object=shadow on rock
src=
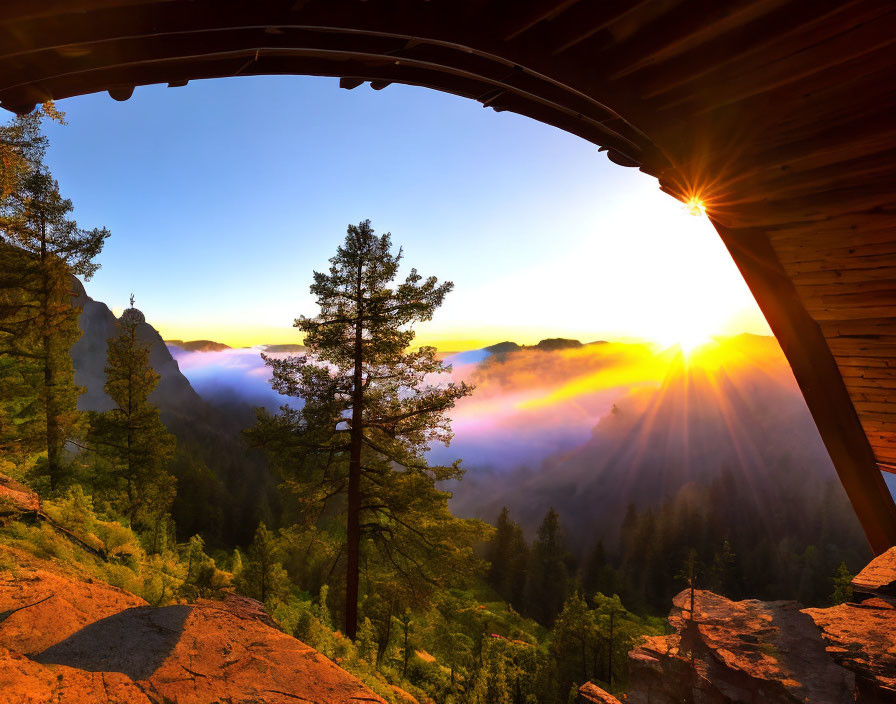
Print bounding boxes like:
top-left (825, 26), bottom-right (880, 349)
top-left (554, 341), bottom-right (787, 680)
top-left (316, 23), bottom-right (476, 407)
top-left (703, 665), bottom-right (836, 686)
top-left (33, 604), bottom-right (190, 680)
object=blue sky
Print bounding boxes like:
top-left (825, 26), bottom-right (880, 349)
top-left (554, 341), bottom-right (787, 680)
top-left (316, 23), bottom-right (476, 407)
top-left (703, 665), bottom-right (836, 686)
top-left (40, 75), bottom-right (768, 349)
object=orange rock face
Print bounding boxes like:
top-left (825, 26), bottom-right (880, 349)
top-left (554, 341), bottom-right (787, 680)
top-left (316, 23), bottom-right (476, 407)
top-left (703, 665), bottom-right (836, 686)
top-left (0, 650), bottom-right (154, 704)
top-left (805, 599), bottom-right (896, 701)
top-left (627, 589), bottom-right (855, 704)
top-left (0, 476), bottom-right (40, 515)
top-left (142, 594), bottom-right (387, 704)
top-left (0, 551), bottom-right (387, 704)
top-left (851, 546), bottom-right (896, 603)
top-left (577, 681), bottom-right (623, 703)
top-left (0, 552), bottom-right (147, 656)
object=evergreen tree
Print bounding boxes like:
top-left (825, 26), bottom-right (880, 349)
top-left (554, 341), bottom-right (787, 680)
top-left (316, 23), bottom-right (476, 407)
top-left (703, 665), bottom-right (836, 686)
top-left (0, 115), bottom-right (108, 490)
top-left (249, 220), bottom-right (483, 639)
top-left (582, 539), bottom-right (616, 600)
top-left (551, 592), bottom-right (596, 688)
top-left (486, 507), bottom-right (529, 609)
top-left (526, 508), bottom-right (571, 626)
top-left (0, 103), bottom-right (64, 200)
top-left (234, 522), bottom-right (290, 605)
top-left (86, 301), bottom-right (175, 528)
top-left (707, 540), bottom-right (737, 596)
top-left (829, 561), bottom-right (853, 605)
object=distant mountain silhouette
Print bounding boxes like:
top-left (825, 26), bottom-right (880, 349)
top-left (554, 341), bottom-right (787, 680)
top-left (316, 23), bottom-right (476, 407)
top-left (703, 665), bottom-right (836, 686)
top-left (165, 339), bottom-right (231, 352)
top-left (528, 338), bottom-right (583, 352)
top-left (259, 343), bottom-right (307, 354)
top-left (484, 341), bottom-right (522, 355)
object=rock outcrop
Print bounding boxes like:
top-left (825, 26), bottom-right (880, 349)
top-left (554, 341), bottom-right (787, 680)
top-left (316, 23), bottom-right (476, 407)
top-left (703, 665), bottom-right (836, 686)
top-left (0, 475), bottom-right (40, 517)
top-left (850, 545), bottom-right (896, 604)
top-left (576, 681), bottom-right (622, 703)
top-left (0, 548), bottom-right (387, 704)
top-left (71, 278), bottom-right (203, 415)
top-left (805, 547), bottom-right (896, 702)
top-left (625, 551), bottom-right (896, 703)
top-left (627, 590), bottom-right (855, 703)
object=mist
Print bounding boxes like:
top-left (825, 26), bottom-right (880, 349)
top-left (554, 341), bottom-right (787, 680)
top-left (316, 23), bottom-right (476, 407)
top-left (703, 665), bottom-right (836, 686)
top-left (167, 346), bottom-right (290, 411)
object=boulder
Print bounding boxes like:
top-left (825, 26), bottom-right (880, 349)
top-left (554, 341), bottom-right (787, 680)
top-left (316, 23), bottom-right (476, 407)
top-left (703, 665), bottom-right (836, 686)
top-left (804, 600), bottom-right (896, 703)
top-left (577, 681), bottom-right (623, 703)
top-left (0, 477), bottom-right (40, 517)
top-left (0, 548), bottom-right (147, 655)
top-left (803, 549), bottom-right (896, 703)
top-left (626, 589), bottom-right (855, 703)
top-left (850, 546), bottom-right (896, 605)
top-left (0, 551), bottom-right (388, 704)
top-left (0, 649), bottom-right (154, 704)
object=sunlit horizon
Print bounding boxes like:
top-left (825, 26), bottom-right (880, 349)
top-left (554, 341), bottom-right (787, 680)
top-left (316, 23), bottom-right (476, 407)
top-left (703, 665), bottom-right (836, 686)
top-left (48, 75), bottom-right (769, 352)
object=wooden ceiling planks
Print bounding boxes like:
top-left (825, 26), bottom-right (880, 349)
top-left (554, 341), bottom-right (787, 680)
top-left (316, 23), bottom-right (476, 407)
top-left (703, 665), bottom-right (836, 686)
top-left (2, 0), bottom-right (896, 551)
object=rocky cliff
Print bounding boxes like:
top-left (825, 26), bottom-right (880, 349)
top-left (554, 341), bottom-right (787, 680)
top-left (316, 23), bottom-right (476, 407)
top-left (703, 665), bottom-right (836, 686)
top-left (577, 548), bottom-right (896, 703)
top-left (71, 278), bottom-right (203, 415)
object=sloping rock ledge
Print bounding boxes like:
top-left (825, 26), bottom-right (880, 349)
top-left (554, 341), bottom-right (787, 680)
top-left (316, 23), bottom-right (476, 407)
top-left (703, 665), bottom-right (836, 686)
top-left (0, 546), bottom-right (386, 704)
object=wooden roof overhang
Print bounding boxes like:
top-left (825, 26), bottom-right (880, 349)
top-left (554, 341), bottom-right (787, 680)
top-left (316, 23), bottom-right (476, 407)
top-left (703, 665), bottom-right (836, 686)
top-left (2, 0), bottom-right (896, 552)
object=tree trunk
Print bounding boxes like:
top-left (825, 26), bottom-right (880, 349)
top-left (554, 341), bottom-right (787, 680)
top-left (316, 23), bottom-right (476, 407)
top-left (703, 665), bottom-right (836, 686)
top-left (376, 600), bottom-right (393, 667)
top-left (608, 610), bottom-right (615, 688)
top-left (39, 216), bottom-right (61, 492)
top-left (345, 253), bottom-right (365, 640)
top-left (581, 637), bottom-right (588, 684)
top-left (402, 620), bottom-right (410, 679)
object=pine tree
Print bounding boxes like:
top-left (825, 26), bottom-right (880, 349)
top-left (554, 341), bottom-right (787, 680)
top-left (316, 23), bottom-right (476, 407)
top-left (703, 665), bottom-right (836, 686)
top-left (486, 507), bottom-right (529, 609)
top-left (234, 522), bottom-right (290, 604)
top-left (707, 540), bottom-right (737, 596)
top-left (487, 507), bottom-right (515, 596)
top-left (583, 539), bottom-right (616, 599)
top-left (0, 113), bottom-right (108, 490)
top-left (249, 220), bottom-right (484, 639)
top-left (525, 508), bottom-right (571, 626)
top-left (829, 561), bottom-right (853, 605)
top-left (0, 103), bottom-right (64, 200)
top-left (551, 592), bottom-right (596, 687)
top-left (86, 300), bottom-right (175, 528)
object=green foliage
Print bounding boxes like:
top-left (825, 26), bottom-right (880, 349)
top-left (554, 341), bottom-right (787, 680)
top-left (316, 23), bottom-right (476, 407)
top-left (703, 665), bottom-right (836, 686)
top-left (611, 473), bottom-right (869, 612)
top-left (86, 305), bottom-right (176, 532)
top-left (830, 561), bottom-right (853, 605)
top-left (0, 115), bottom-right (108, 491)
top-left (233, 522), bottom-right (290, 606)
top-left (486, 507), bottom-right (529, 609)
top-left (525, 508), bottom-right (572, 626)
top-left (0, 103), bottom-right (64, 200)
top-left (248, 220), bottom-right (482, 638)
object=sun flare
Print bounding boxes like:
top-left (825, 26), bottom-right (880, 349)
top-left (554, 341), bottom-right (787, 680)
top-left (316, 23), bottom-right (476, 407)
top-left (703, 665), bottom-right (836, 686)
top-left (657, 322), bottom-right (715, 357)
top-left (685, 196), bottom-right (707, 217)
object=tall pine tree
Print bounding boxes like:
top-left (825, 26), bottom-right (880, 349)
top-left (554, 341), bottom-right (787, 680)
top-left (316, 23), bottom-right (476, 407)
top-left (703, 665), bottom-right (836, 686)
top-left (249, 220), bottom-right (482, 639)
top-left (486, 507), bottom-right (529, 609)
top-left (525, 508), bottom-right (571, 626)
top-left (86, 299), bottom-right (175, 530)
top-left (0, 113), bottom-right (108, 490)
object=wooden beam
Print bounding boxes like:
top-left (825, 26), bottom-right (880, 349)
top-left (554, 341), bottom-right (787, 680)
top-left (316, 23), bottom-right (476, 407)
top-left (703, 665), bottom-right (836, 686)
top-left (501, 0), bottom-right (581, 41)
top-left (713, 219), bottom-right (896, 554)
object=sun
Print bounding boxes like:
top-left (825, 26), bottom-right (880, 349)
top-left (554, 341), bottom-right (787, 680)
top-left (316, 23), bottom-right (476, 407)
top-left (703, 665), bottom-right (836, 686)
top-left (655, 316), bottom-right (716, 357)
top-left (685, 196), bottom-right (707, 217)
top-left (677, 327), bottom-right (713, 356)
